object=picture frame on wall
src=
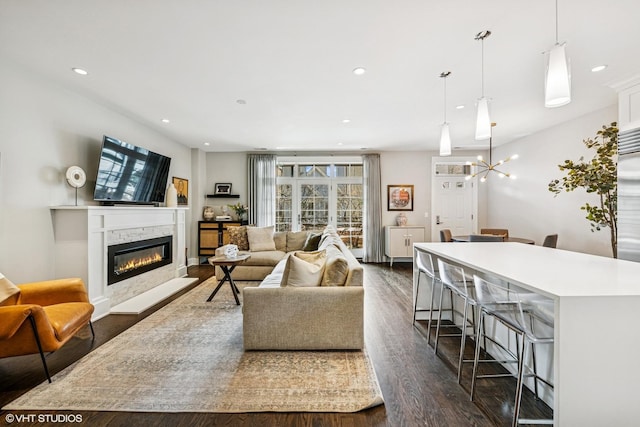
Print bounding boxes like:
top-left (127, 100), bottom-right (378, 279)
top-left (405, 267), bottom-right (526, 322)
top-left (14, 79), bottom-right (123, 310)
top-left (387, 184), bottom-right (414, 211)
top-left (172, 176), bottom-right (188, 206)
top-left (214, 183), bottom-right (232, 194)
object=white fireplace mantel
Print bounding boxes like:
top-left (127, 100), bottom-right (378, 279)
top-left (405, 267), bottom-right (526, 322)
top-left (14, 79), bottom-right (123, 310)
top-left (50, 206), bottom-right (188, 319)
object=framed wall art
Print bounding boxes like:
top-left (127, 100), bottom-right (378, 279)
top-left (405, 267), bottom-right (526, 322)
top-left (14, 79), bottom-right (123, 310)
top-left (387, 184), bottom-right (414, 211)
top-left (172, 176), bottom-right (189, 205)
top-left (214, 183), bottom-right (232, 195)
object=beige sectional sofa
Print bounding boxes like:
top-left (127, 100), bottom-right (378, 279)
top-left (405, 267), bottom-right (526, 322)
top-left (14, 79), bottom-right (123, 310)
top-left (215, 225), bottom-right (364, 350)
top-left (213, 229), bottom-right (313, 281)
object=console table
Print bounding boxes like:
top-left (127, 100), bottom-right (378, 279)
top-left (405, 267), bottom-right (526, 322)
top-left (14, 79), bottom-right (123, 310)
top-left (197, 220), bottom-right (243, 257)
top-left (414, 242), bottom-right (640, 426)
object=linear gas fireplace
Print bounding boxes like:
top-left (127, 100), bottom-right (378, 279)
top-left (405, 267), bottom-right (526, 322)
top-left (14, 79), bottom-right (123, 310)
top-left (107, 236), bottom-right (173, 285)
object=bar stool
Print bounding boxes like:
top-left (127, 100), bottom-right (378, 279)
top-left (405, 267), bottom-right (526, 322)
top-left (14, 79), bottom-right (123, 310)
top-left (435, 259), bottom-right (479, 383)
top-left (471, 275), bottom-right (554, 426)
top-left (413, 251), bottom-right (452, 345)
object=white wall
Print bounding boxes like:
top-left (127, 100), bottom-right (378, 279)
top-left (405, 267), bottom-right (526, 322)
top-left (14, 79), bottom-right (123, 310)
top-left (0, 62), bottom-right (192, 282)
top-left (203, 152), bottom-right (248, 214)
top-left (380, 151), bottom-right (432, 238)
top-left (380, 150), bottom-right (489, 243)
top-left (488, 105), bottom-right (617, 257)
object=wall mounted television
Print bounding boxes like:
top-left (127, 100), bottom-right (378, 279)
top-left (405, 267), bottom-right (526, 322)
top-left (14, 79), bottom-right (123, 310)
top-left (93, 135), bottom-right (172, 205)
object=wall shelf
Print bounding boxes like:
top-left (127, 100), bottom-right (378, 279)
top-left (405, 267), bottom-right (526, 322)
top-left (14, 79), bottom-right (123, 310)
top-left (206, 194), bottom-right (240, 199)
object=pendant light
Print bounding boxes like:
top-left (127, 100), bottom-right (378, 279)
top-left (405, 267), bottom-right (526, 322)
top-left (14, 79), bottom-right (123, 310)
top-left (475, 30), bottom-right (492, 141)
top-left (545, 0), bottom-right (571, 108)
top-left (439, 71), bottom-right (452, 156)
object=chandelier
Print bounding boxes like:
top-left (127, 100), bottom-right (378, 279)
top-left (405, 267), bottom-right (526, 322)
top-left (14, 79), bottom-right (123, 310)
top-left (466, 123), bottom-right (518, 182)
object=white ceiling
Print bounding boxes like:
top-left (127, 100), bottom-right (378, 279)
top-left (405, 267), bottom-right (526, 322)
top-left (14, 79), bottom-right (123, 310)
top-left (1, 0), bottom-right (639, 152)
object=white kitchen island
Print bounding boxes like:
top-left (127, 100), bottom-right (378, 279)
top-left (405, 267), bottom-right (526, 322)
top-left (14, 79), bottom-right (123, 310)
top-left (414, 242), bottom-right (640, 427)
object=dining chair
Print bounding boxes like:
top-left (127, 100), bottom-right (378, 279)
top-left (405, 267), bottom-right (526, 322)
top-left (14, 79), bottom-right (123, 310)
top-left (480, 228), bottom-right (509, 238)
top-left (435, 259), bottom-right (479, 383)
top-left (469, 234), bottom-right (504, 242)
top-left (542, 234), bottom-right (558, 248)
top-left (471, 275), bottom-right (554, 427)
top-left (440, 229), bottom-right (453, 242)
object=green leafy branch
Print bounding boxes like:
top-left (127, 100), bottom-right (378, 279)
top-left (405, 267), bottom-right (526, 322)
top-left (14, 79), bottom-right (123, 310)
top-left (548, 122), bottom-right (618, 257)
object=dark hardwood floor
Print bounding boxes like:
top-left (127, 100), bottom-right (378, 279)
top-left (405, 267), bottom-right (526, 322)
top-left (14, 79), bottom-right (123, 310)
top-left (0, 263), bottom-right (551, 426)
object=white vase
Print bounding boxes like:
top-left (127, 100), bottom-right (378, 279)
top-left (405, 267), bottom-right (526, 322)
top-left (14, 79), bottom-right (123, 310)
top-left (166, 183), bottom-right (178, 207)
top-left (396, 213), bottom-right (407, 226)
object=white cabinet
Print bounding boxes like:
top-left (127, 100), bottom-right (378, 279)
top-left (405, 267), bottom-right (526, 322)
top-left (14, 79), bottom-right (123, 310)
top-left (616, 78), bottom-right (640, 131)
top-left (385, 226), bottom-right (425, 266)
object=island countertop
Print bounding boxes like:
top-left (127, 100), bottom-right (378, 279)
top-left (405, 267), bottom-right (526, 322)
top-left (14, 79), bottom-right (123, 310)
top-left (414, 242), bottom-right (640, 298)
top-left (414, 242), bottom-right (640, 426)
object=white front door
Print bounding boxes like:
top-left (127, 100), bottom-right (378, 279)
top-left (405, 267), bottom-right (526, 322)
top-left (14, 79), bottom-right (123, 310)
top-left (431, 158), bottom-right (478, 241)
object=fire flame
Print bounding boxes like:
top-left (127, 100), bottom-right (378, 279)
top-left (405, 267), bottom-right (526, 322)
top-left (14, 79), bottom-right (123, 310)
top-left (115, 253), bottom-right (163, 275)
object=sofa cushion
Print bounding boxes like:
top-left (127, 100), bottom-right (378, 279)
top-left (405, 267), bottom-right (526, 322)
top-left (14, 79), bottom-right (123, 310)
top-left (242, 250), bottom-right (286, 267)
top-left (0, 273), bottom-right (20, 306)
top-left (322, 245), bottom-right (349, 286)
top-left (286, 231), bottom-right (309, 252)
top-left (318, 235), bottom-right (343, 251)
top-left (228, 226), bottom-right (249, 251)
top-left (280, 250), bottom-right (326, 287)
top-left (274, 231), bottom-right (287, 251)
top-left (247, 226), bottom-right (276, 252)
top-left (302, 232), bottom-right (322, 251)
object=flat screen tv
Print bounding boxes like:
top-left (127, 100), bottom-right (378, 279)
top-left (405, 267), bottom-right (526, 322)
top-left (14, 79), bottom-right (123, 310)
top-left (93, 135), bottom-right (171, 205)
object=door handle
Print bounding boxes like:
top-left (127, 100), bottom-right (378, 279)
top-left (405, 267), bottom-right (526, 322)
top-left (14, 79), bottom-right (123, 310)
top-left (436, 215), bottom-right (442, 225)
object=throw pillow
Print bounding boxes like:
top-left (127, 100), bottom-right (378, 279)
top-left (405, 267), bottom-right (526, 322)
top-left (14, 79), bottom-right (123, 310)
top-left (322, 245), bottom-right (350, 286)
top-left (302, 232), bottom-right (322, 251)
top-left (227, 226), bottom-right (249, 251)
top-left (0, 273), bottom-right (20, 306)
top-left (286, 231), bottom-right (309, 252)
top-left (280, 250), bottom-right (326, 287)
top-left (247, 226), bottom-right (276, 252)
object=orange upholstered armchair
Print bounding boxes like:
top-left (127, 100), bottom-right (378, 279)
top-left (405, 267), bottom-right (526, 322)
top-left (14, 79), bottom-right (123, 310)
top-left (0, 274), bottom-right (95, 382)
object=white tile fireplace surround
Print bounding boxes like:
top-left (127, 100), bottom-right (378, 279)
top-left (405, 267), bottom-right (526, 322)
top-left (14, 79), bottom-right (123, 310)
top-left (50, 206), bottom-right (189, 320)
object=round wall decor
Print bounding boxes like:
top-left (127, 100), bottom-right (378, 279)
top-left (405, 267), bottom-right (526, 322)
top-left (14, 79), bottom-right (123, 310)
top-left (65, 166), bottom-right (87, 188)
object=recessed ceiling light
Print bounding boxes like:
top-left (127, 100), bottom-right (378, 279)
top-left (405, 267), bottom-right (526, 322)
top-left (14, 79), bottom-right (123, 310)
top-left (72, 68), bottom-right (88, 75)
top-left (337, 142), bottom-right (344, 146)
top-left (236, 99), bottom-right (247, 105)
top-left (352, 67), bottom-right (366, 75)
top-left (591, 65), bottom-right (608, 72)
top-left (203, 142), bottom-right (210, 146)
top-left (342, 119), bottom-right (351, 123)
top-left (456, 105), bottom-right (465, 110)
top-left (161, 119), bottom-right (170, 123)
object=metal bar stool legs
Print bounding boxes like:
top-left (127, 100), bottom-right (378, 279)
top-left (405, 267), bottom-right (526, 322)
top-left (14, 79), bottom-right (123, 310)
top-left (435, 259), bottom-right (479, 384)
top-left (471, 275), bottom-right (554, 426)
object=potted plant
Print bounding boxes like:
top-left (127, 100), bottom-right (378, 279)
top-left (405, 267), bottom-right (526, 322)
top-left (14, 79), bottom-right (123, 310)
top-left (228, 202), bottom-right (249, 222)
top-left (548, 122), bottom-right (618, 257)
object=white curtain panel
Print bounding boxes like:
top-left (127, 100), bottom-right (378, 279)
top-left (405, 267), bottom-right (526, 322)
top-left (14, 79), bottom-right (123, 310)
top-left (362, 153), bottom-right (384, 263)
top-left (247, 154), bottom-right (276, 227)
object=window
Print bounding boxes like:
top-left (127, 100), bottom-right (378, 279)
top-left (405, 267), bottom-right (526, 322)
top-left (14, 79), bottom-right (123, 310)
top-left (276, 159), bottom-right (364, 253)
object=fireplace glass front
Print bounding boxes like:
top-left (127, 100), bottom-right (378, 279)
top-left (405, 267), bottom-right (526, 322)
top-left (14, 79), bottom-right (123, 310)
top-left (107, 236), bottom-right (172, 285)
